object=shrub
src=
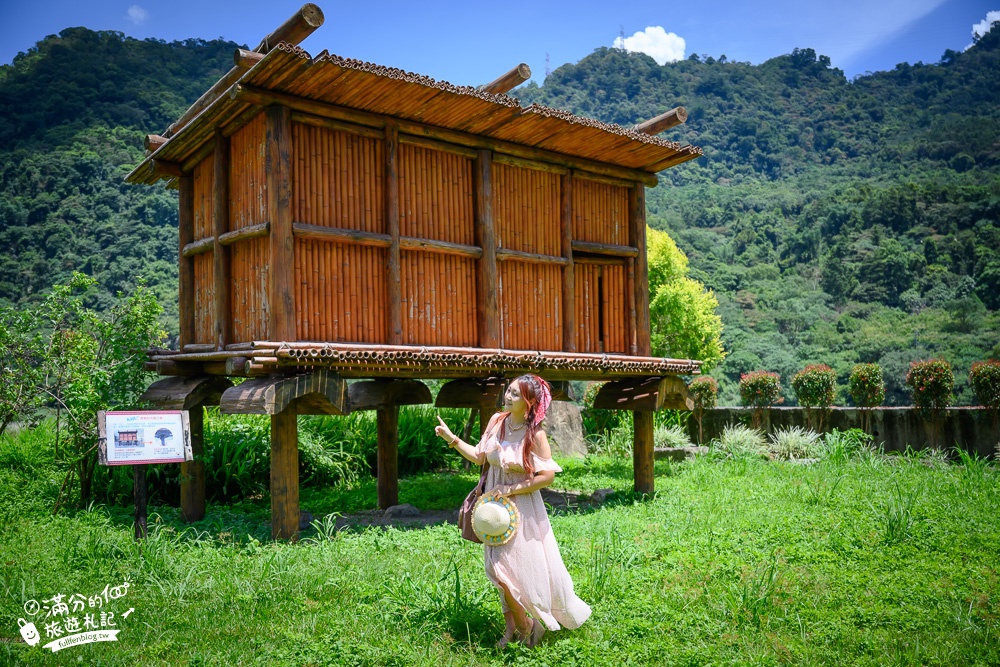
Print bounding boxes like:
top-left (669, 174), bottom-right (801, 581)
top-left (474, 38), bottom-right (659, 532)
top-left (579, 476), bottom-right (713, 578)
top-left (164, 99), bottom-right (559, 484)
top-left (791, 364), bottom-right (837, 431)
top-left (739, 371), bottom-right (782, 430)
top-left (712, 424), bottom-right (768, 460)
top-left (849, 363), bottom-right (885, 434)
top-left (689, 376), bottom-right (718, 444)
top-left (969, 360), bottom-right (1000, 409)
top-left (654, 424), bottom-right (693, 449)
top-left (905, 359), bottom-right (955, 411)
top-left (767, 426), bottom-right (822, 460)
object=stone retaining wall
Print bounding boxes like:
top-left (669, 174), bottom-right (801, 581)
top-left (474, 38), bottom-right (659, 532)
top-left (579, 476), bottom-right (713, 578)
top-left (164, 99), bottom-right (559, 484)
top-left (690, 407), bottom-right (999, 458)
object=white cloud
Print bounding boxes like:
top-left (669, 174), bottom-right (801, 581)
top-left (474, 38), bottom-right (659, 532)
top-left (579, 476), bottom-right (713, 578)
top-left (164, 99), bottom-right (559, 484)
top-left (127, 5), bottom-right (149, 25)
top-left (613, 26), bottom-right (685, 65)
top-left (972, 10), bottom-right (1000, 41)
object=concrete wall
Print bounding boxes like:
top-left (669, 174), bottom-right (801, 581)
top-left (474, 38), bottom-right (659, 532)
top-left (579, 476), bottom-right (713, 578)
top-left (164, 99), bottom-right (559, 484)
top-left (690, 407), bottom-right (999, 458)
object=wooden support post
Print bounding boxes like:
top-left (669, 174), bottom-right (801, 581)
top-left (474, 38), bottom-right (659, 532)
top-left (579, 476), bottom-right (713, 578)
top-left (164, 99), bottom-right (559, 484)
top-left (213, 131), bottom-right (232, 350)
top-left (385, 122), bottom-right (402, 344)
top-left (377, 407), bottom-right (400, 509)
top-left (633, 411), bottom-right (655, 495)
top-left (133, 466), bottom-right (148, 540)
top-left (628, 184), bottom-right (651, 356)
top-left (266, 105), bottom-right (296, 342)
top-left (270, 409), bottom-right (299, 541)
top-left (140, 376), bottom-right (233, 523)
top-left (180, 406), bottom-right (206, 522)
top-left (474, 150), bottom-right (499, 348)
top-left (561, 171), bottom-right (576, 352)
top-left (178, 176), bottom-right (195, 348)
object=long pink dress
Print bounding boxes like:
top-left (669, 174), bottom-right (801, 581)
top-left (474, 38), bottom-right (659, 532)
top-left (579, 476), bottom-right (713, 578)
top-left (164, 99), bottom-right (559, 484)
top-left (475, 422), bottom-right (592, 632)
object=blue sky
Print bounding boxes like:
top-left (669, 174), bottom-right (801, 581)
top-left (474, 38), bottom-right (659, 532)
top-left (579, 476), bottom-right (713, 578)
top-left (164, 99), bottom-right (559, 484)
top-left (1, 1), bottom-right (997, 86)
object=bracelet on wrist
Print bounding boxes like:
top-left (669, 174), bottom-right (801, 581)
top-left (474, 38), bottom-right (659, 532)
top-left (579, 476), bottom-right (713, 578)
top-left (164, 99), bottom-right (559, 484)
top-left (450, 435), bottom-right (459, 447)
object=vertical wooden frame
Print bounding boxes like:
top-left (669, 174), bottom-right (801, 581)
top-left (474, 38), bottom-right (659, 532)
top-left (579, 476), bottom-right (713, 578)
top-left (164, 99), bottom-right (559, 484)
top-left (628, 183), bottom-right (650, 356)
top-left (267, 105), bottom-right (296, 341)
top-left (178, 175), bottom-right (195, 348)
top-left (561, 171), bottom-right (575, 352)
top-left (385, 123), bottom-right (402, 344)
top-left (212, 132), bottom-right (232, 350)
top-left (475, 150), bottom-right (498, 348)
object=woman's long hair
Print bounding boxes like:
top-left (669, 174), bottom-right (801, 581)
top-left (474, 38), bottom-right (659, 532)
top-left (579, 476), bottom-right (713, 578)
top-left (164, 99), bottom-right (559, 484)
top-left (501, 374), bottom-right (552, 474)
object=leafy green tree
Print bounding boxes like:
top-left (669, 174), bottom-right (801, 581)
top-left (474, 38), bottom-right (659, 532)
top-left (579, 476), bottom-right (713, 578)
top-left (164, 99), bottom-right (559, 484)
top-left (38, 273), bottom-right (164, 507)
top-left (647, 227), bottom-right (725, 370)
top-left (0, 306), bottom-right (45, 436)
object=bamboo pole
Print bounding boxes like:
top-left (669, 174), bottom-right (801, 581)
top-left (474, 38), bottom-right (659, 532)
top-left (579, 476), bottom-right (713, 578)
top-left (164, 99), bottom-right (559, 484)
top-left (633, 107), bottom-right (688, 135)
top-left (480, 63), bottom-right (531, 95)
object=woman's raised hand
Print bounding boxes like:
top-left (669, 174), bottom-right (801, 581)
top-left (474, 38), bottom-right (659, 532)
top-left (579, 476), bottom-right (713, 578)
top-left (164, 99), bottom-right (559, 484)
top-left (435, 415), bottom-right (456, 445)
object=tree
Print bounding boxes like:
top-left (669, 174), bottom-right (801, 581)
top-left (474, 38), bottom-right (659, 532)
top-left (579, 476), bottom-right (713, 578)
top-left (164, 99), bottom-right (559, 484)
top-left (0, 306), bottom-right (45, 437)
top-left (38, 273), bottom-right (164, 508)
top-left (647, 227), bottom-right (726, 370)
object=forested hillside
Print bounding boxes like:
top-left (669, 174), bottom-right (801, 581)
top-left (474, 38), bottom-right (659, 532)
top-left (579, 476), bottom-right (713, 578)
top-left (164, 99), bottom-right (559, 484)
top-left (521, 28), bottom-right (1000, 405)
top-left (0, 29), bottom-right (239, 334)
top-left (1, 26), bottom-right (997, 404)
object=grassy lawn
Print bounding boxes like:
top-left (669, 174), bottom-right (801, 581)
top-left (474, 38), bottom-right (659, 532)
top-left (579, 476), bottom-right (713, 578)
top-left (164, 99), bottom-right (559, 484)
top-left (1, 434), bottom-right (999, 666)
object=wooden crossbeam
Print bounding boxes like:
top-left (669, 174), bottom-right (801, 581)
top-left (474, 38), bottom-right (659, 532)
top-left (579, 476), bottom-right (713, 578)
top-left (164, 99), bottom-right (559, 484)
top-left (348, 380), bottom-right (432, 411)
top-left (140, 376), bottom-right (233, 410)
top-left (435, 377), bottom-right (507, 410)
top-left (593, 376), bottom-right (693, 412)
top-left (219, 370), bottom-right (347, 415)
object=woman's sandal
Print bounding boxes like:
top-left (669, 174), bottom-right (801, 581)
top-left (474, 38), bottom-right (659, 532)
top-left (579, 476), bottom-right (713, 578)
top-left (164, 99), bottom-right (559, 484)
top-left (496, 627), bottom-right (515, 649)
top-left (520, 618), bottom-right (546, 648)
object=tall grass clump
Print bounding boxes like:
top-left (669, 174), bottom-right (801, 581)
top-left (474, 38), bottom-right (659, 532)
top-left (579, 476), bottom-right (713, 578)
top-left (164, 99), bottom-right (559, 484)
top-left (712, 424), bottom-right (768, 460)
top-left (767, 426), bottom-right (822, 460)
top-left (820, 428), bottom-right (875, 464)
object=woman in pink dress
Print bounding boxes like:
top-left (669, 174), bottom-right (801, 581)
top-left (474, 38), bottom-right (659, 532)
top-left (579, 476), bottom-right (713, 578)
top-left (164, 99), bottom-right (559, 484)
top-left (435, 374), bottom-right (592, 648)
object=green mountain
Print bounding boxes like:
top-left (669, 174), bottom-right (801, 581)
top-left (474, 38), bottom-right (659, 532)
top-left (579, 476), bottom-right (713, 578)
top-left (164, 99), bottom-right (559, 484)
top-left (1, 27), bottom-right (997, 404)
top-left (0, 28), bottom-right (240, 336)
top-left (519, 31), bottom-right (1000, 405)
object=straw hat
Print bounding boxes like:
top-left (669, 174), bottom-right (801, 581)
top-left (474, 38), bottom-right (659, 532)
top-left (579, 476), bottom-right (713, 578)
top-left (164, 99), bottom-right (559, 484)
top-left (472, 493), bottom-right (520, 546)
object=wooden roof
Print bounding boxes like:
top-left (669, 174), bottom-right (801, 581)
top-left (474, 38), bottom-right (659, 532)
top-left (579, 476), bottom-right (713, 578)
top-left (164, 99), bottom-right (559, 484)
top-left (128, 43), bottom-right (701, 186)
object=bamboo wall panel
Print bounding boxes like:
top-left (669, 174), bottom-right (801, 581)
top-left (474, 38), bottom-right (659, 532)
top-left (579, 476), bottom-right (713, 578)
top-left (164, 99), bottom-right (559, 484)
top-left (398, 144), bottom-right (474, 244)
top-left (292, 122), bottom-right (384, 233)
top-left (231, 237), bottom-right (269, 342)
top-left (225, 113), bottom-right (269, 343)
top-left (295, 239), bottom-right (387, 343)
top-left (572, 178), bottom-right (628, 246)
top-left (574, 262), bottom-right (627, 353)
top-left (494, 162), bottom-right (560, 255)
top-left (400, 252), bottom-right (476, 346)
top-left (192, 156), bottom-right (214, 344)
top-left (498, 263), bottom-right (562, 351)
top-left (229, 112), bottom-right (267, 230)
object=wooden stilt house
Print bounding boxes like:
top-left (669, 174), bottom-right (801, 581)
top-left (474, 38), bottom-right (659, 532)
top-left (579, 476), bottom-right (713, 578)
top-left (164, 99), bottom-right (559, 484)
top-left (130, 4), bottom-right (703, 540)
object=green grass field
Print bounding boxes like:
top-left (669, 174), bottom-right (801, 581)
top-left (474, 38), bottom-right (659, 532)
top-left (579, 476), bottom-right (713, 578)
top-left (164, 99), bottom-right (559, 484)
top-left (1, 430), bottom-right (999, 666)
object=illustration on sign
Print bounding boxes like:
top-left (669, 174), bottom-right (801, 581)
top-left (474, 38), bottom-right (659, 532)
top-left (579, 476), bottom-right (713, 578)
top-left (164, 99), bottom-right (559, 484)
top-left (98, 410), bottom-right (192, 465)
